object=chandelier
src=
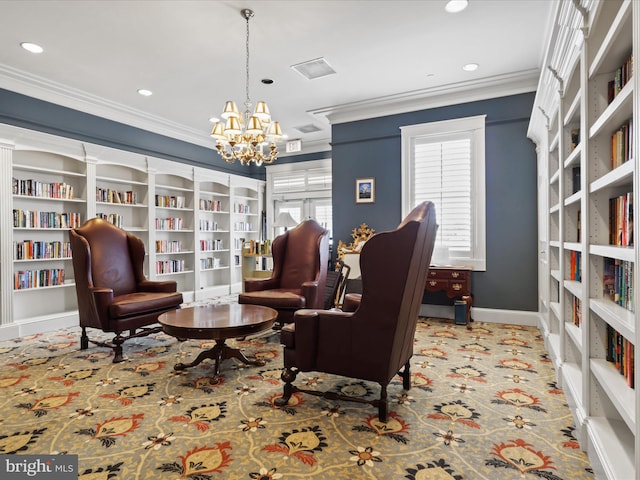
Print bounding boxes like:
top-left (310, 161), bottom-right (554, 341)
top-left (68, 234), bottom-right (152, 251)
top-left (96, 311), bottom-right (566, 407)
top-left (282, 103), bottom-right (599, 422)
top-left (210, 8), bottom-right (282, 166)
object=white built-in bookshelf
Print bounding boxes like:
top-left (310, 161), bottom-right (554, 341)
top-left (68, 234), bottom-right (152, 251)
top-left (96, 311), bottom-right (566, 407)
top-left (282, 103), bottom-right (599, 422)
top-left (529, 1), bottom-right (638, 478)
top-left (0, 124), bottom-right (264, 339)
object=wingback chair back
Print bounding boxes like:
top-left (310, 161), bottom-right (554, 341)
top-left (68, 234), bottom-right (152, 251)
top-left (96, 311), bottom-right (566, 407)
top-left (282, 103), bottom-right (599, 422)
top-left (70, 218), bottom-right (183, 362)
top-left (274, 202), bottom-right (437, 421)
top-left (239, 219), bottom-right (329, 325)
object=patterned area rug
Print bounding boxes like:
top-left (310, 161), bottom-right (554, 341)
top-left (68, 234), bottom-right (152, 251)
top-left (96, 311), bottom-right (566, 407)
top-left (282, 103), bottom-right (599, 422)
top-left (0, 303), bottom-right (594, 479)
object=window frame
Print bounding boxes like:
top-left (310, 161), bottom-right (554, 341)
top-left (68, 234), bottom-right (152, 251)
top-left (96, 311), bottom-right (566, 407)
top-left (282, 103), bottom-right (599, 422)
top-left (400, 115), bottom-right (486, 271)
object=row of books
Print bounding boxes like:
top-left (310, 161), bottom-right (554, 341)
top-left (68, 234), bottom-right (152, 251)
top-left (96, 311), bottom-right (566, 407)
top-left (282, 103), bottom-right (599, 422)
top-left (156, 240), bottom-right (183, 254)
top-left (569, 251), bottom-right (581, 281)
top-left (611, 120), bottom-right (633, 169)
top-left (13, 178), bottom-right (75, 199)
top-left (243, 240), bottom-right (271, 255)
top-left (13, 210), bottom-right (82, 229)
top-left (155, 259), bottom-right (186, 274)
top-left (199, 199), bottom-right (225, 212)
top-left (572, 296), bottom-right (582, 326)
top-left (234, 203), bottom-right (251, 214)
top-left (609, 193), bottom-right (633, 247)
top-left (155, 195), bottom-right (186, 209)
top-left (200, 257), bottom-right (223, 269)
top-left (603, 257), bottom-right (634, 311)
top-left (606, 325), bottom-right (634, 389)
top-left (607, 54), bottom-right (633, 104)
top-left (96, 213), bottom-right (124, 228)
top-left (200, 239), bottom-right (224, 251)
top-left (13, 240), bottom-right (71, 260)
top-left (570, 128), bottom-right (580, 152)
top-left (233, 222), bottom-right (255, 232)
top-left (155, 217), bottom-right (185, 231)
top-left (97, 188), bottom-right (139, 205)
top-left (14, 268), bottom-right (65, 290)
top-left (199, 220), bottom-right (220, 232)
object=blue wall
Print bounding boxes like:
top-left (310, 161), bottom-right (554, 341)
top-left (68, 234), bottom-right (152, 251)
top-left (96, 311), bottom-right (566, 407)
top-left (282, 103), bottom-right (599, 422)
top-left (327, 93), bottom-right (538, 311)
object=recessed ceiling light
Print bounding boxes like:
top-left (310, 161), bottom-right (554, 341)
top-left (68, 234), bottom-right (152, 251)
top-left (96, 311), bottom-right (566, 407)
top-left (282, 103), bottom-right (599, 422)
top-left (445, 0), bottom-right (469, 13)
top-left (462, 63), bottom-right (479, 71)
top-left (137, 89), bottom-right (153, 96)
top-left (21, 42), bottom-right (43, 54)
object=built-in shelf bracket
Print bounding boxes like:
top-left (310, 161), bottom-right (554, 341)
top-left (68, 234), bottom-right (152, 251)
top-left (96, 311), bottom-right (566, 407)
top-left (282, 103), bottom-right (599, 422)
top-left (547, 66), bottom-right (564, 97)
top-left (571, 0), bottom-right (589, 38)
top-left (538, 106), bottom-right (551, 130)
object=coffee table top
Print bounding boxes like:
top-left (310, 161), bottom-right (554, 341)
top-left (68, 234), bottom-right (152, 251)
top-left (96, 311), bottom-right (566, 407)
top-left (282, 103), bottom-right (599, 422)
top-left (158, 303), bottom-right (277, 340)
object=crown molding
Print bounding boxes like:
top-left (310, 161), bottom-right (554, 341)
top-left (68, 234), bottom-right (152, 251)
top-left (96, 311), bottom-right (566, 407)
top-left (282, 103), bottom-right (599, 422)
top-left (2, 62), bottom-right (539, 156)
top-left (309, 69), bottom-right (540, 125)
top-left (0, 63), bottom-right (216, 149)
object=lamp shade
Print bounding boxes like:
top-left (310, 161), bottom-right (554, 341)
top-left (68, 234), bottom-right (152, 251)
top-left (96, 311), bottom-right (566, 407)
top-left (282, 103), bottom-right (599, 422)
top-left (253, 101), bottom-right (271, 122)
top-left (245, 115), bottom-right (264, 135)
top-left (221, 101), bottom-right (241, 119)
top-left (224, 117), bottom-right (242, 135)
top-left (210, 122), bottom-right (227, 141)
top-left (266, 121), bottom-right (283, 141)
top-left (274, 211), bottom-right (298, 229)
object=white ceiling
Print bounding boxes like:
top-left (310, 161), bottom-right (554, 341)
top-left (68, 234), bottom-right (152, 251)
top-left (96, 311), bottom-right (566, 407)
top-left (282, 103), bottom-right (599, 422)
top-left (0, 0), bottom-right (554, 155)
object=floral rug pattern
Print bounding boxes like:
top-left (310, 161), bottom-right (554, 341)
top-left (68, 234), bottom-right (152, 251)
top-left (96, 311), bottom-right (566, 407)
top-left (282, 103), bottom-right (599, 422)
top-left (0, 309), bottom-right (594, 479)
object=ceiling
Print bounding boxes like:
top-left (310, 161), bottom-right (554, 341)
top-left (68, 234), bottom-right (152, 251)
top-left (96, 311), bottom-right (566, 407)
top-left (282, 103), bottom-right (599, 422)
top-left (0, 0), bottom-right (554, 156)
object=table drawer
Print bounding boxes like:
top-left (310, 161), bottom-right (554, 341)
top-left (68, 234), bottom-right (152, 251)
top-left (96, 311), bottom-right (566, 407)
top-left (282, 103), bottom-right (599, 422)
top-left (428, 269), bottom-right (470, 281)
top-left (425, 279), bottom-right (448, 291)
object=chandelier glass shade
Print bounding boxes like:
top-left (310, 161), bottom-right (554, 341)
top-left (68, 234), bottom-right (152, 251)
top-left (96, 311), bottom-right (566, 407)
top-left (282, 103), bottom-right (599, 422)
top-left (210, 9), bottom-right (282, 166)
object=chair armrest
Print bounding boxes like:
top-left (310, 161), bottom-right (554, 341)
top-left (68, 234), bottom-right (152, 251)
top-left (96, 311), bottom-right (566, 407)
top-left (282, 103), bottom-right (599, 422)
top-left (90, 287), bottom-right (114, 328)
top-left (301, 281), bottom-right (320, 308)
top-left (244, 277), bottom-right (279, 292)
top-left (138, 279), bottom-right (178, 293)
top-left (342, 293), bottom-right (361, 312)
top-left (292, 308), bottom-right (354, 369)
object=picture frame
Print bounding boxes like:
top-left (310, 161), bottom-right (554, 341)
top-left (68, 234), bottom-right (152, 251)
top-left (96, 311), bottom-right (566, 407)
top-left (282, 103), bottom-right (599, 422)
top-left (355, 178), bottom-right (375, 204)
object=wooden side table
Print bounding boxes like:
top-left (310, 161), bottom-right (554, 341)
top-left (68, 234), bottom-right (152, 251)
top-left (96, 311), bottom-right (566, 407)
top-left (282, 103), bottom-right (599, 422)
top-left (425, 265), bottom-right (473, 329)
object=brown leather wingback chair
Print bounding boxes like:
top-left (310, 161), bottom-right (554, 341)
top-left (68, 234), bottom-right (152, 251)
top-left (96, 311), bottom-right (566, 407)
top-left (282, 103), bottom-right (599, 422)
top-left (238, 219), bottom-right (329, 326)
top-left (274, 202), bottom-right (437, 421)
top-left (70, 218), bottom-right (183, 362)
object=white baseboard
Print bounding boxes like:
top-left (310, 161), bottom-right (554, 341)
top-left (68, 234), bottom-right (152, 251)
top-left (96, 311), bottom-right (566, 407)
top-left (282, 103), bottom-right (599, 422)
top-left (419, 304), bottom-right (539, 327)
top-left (0, 314), bottom-right (78, 341)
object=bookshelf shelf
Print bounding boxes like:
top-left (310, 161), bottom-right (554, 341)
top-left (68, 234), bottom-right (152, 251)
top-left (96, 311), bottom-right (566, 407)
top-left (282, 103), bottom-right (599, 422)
top-left (590, 358), bottom-right (635, 430)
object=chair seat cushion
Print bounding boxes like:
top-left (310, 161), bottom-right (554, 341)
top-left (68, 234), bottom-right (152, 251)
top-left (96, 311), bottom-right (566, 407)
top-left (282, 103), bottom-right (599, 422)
top-left (110, 291), bottom-right (183, 319)
top-left (239, 289), bottom-right (305, 310)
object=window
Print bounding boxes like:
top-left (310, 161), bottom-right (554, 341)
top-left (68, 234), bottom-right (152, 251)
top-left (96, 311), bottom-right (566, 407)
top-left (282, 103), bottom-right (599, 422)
top-left (266, 159), bottom-right (332, 239)
top-left (401, 115), bottom-right (486, 270)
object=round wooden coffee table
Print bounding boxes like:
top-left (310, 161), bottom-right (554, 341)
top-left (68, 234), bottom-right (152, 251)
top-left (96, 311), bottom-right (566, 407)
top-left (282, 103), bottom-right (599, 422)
top-left (158, 303), bottom-right (277, 383)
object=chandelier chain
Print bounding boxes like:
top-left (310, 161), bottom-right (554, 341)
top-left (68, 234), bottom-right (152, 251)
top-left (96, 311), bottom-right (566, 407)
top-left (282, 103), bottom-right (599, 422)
top-left (245, 11), bottom-right (250, 112)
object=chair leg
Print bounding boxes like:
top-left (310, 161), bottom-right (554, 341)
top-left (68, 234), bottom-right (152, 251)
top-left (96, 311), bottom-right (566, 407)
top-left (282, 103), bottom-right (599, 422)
top-left (112, 334), bottom-right (125, 363)
top-left (274, 367), bottom-right (298, 406)
top-left (378, 384), bottom-right (388, 422)
top-left (80, 328), bottom-right (89, 350)
top-left (402, 360), bottom-right (411, 390)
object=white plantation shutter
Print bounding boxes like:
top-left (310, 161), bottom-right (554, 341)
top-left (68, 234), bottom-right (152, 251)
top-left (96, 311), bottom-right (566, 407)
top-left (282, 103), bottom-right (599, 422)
top-left (401, 116), bottom-right (486, 270)
top-left (415, 137), bottom-right (471, 252)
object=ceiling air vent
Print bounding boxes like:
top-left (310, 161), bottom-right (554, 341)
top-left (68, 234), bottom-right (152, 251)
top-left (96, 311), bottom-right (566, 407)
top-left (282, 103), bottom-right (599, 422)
top-left (291, 57), bottom-right (336, 80)
top-left (294, 124), bottom-right (322, 134)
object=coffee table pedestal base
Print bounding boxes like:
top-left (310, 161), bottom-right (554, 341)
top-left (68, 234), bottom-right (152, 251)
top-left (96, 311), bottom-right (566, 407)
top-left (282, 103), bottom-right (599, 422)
top-left (174, 339), bottom-right (265, 384)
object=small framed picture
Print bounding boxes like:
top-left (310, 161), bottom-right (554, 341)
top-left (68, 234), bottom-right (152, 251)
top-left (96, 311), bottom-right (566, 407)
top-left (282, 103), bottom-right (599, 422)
top-left (355, 178), bottom-right (375, 204)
